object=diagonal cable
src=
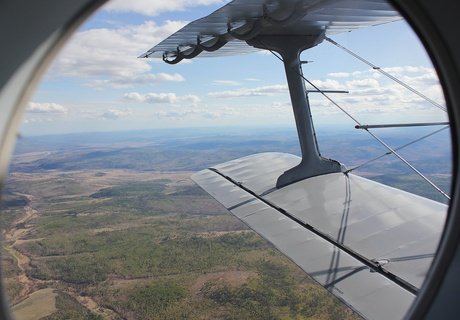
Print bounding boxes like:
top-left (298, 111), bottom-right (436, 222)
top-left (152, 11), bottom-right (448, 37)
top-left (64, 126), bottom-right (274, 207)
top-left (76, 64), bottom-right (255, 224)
top-left (364, 128), bottom-right (450, 200)
top-left (347, 126), bottom-right (449, 173)
top-left (256, 38), bottom-right (450, 201)
top-left (325, 37), bottom-right (447, 112)
top-left (257, 40), bottom-right (363, 125)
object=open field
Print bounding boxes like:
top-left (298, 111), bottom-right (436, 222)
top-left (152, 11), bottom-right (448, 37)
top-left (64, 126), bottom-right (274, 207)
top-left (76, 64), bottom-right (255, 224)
top-left (11, 288), bottom-right (57, 320)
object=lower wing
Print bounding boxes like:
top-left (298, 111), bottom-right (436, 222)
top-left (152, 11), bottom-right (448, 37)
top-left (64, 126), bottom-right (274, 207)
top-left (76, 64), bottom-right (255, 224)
top-left (192, 152), bottom-right (447, 320)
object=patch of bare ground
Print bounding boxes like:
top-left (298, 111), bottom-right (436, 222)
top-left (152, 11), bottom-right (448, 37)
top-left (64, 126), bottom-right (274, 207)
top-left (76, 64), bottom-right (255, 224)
top-left (14, 238), bottom-right (45, 245)
top-left (90, 222), bottom-right (141, 234)
top-left (7, 170), bottom-right (195, 198)
top-left (66, 287), bottom-right (120, 319)
top-left (195, 230), bottom-right (252, 239)
top-left (107, 272), bottom-right (193, 291)
top-left (105, 270), bottom-right (256, 298)
top-left (191, 271), bottom-right (256, 294)
top-left (3, 205), bottom-right (38, 242)
top-left (2, 203), bottom-right (41, 303)
top-left (75, 170), bottom-right (195, 194)
top-left (109, 277), bottom-right (159, 290)
top-left (90, 215), bottom-right (177, 234)
top-left (163, 178), bottom-right (195, 194)
top-left (11, 151), bottom-right (54, 165)
top-left (11, 288), bottom-right (57, 320)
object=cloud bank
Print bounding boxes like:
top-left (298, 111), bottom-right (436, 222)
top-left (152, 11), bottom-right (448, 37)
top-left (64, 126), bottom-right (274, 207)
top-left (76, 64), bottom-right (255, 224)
top-left (28, 102), bottom-right (68, 114)
top-left (49, 20), bottom-right (188, 88)
top-left (123, 92), bottom-right (201, 105)
top-left (104, 0), bottom-right (225, 16)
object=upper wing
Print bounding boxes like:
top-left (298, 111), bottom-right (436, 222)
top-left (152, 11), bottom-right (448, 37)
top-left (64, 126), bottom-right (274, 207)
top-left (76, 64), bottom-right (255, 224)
top-left (140, 0), bottom-right (401, 59)
top-left (192, 153), bottom-right (447, 320)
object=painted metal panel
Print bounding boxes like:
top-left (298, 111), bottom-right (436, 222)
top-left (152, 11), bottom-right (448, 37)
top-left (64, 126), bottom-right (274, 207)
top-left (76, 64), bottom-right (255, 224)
top-left (191, 152), bottom-right (447, 319)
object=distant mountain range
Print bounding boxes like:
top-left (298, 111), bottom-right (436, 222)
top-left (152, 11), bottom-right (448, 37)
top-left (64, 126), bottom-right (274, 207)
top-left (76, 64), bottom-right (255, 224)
top-left (9, 126), bottom-right (452, 203)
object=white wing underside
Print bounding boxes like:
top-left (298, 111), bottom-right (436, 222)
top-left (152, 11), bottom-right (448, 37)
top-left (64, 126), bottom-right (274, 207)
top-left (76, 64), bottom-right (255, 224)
top-left (192, 153), bottom-right (446, 320)
top-left (141, 0), bottom-right (401, 59)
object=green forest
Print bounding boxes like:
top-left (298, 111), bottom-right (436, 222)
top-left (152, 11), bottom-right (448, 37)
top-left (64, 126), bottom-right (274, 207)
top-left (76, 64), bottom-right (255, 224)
top-left (2, 127), bottom-right (451, 319)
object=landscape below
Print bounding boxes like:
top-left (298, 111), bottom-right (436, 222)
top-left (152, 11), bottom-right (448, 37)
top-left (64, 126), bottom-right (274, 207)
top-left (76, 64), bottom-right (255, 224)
top-left (0, 126), bottom-right (451, 319)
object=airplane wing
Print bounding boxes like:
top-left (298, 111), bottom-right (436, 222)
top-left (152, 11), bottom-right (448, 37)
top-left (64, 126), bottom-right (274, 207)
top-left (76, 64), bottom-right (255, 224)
top-left (192, 153), bottom-right (447, 320)
top-left (140, 0), bottom-right (401, 60)
top-left (140, 0), bottom-right (447, 318)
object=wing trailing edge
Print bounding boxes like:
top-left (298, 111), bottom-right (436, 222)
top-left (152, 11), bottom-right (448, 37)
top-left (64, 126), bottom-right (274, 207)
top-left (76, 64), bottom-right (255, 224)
top-left (192, 152), bottom-right (447, 320)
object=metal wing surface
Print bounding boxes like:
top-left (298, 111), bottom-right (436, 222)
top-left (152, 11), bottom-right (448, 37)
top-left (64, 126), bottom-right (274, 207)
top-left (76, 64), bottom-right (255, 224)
top-left (192, 153), bottom-right (447, 320)
top-left (141, 0), bottom-right (401, 59)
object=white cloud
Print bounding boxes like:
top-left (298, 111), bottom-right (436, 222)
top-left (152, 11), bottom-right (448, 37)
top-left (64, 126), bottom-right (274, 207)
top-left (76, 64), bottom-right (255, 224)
top-left (346, 78), bottom-right (380, 89)
top-left (28, 102), bottom-right (68, 114)
top-left (205, 66), bottom-right (444, 118)
top-left (328, 72), bottom-right (350, 78)
top-left (213, 80), bottom-right (242, 86)
top-left (208, 84), bottom-right (288, 98)
top-left (90, 73), bottom-right (185, 89)
top-left (147, 93), bottom-right (178, 104)
top-left (102, 109), bottom-right (132, 120)
top-left (271, 101), bottom-right (291, 110)
top-left (382, 66), bottom-right (433, 75)
top-left (123, 92), bottom-right (201, 105)
top-left (310, 79), bottom-right (346, 91)
top-left (203, 112), bottom-right (221, 119)
top-left (122, 92), bottom-right (144, 102)
top-left (154, 110), bottom-right (194, 119)
top-left (304, 66), bottom-right (446, 117)
top-left (103, 0), bottom-right (225, 16)
top-left (207, 107), bottom-right (240, 118)
top-left (49, 20), bottom-right (187, 84)
top-left (222, 107), bottom-right (240, 116)
top-left (23, 117), bottom-right (54, 124)
top-left (201, 107), bottom-right (240, 119)
top-left (125, 92), bottom-right (178, 104)
top-left (182, 94), bottom-right (202, 105)
top-left (150, 105), bottom-right (241, 121)
top-left (401, 72), bottom-right (439, 87)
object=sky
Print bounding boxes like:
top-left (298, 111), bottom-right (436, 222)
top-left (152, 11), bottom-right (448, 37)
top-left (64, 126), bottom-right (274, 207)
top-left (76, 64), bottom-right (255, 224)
top-left (21, 0), bottom-right (449, 136)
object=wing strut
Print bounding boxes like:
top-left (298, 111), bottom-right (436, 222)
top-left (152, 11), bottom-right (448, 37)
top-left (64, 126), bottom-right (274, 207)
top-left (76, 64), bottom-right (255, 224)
top-left (259, 40), bottom-right (450, 200)
top-left (247, 35), bottom-right (342, 188)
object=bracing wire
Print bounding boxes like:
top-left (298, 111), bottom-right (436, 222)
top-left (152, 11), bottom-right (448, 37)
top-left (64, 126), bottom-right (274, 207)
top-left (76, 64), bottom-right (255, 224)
top-left (256, 38), bottom-right (450, 201)
top-left (325, 37), bottom-right (447, 112)
top-left (347, 126), bottom-right (449, 173)
top-left (257, 40), bottom-right (363, 125)
top-left (364, 129), bottom-right (450, 200)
